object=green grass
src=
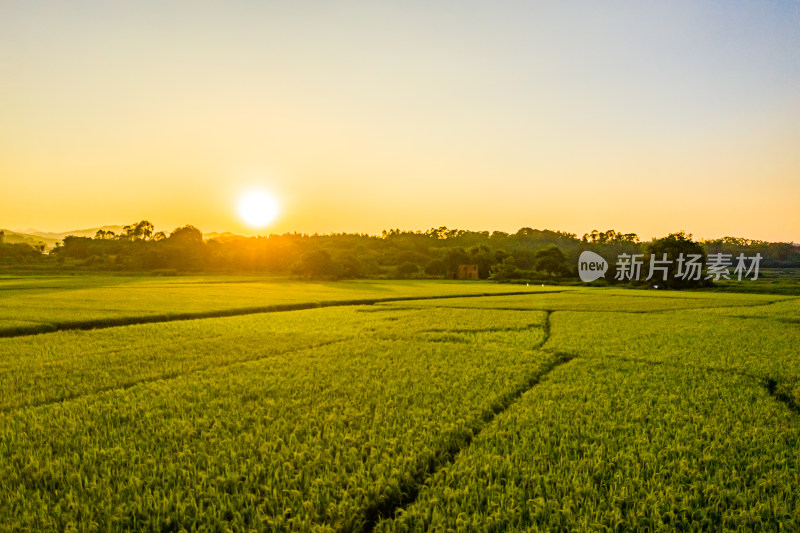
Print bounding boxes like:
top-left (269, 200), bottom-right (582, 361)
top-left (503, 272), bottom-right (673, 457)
top-left (1, 276), bottom-right (799, 531)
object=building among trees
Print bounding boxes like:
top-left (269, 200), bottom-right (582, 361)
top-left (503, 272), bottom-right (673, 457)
top-left (455, 264), bottom-right (479, 280)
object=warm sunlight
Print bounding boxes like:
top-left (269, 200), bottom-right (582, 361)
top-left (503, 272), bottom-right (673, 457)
top-left (237, 190), bottom-right (280, 228)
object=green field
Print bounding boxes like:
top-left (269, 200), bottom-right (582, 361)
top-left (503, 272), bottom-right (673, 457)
top-left (0, 275), bottom-right (544, 336)
top-left (1, 275), bottom-right (799, 531)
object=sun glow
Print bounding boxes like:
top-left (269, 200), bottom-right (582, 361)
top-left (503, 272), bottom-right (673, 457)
top-left (237, 190), bottom-right (280, 228)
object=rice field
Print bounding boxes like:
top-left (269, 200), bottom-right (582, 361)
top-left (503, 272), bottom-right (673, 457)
top-left (1, 275), bottom-right (798, 531)
top-left (0, 275), bottom-right (540, 336)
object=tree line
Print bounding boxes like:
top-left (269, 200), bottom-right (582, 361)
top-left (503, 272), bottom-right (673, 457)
top-left (1, 222), bottom-right (798, 284)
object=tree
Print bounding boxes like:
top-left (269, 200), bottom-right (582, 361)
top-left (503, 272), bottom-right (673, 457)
top-left (161, 225), bottom-right (205, 270)
top-left (338, 256), bottom-right (365, 278)
top-left (535, 245), bottom-right (568, 277)
top-left (0, 242), bottom-right (42, 263)
top-left (490, 257), bottom-right (520, 281)
top-left (443, 247), bottom-right (470, 277)
top-left (467, 245), bottom-right (496, 279)
top-left (291, 249), bottom-right (340, 279)
top-left (396, 261), bottom-right (419, 279)
top-left (424, 258), bottom-right (447, 277)
top-left (122, 220), bottom-right (154, 241)
top-left (582, 229), bottom-right (639, 244)
top-left (168, 225), bottom-right (203, 244)
top-left (60, 236), bottom-right (93, 259)
top-left (645, 232), bottom-right (708, 289)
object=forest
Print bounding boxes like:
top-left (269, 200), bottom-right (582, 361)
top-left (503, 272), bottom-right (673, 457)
top-left (1, 222), bottom-right (799, 282)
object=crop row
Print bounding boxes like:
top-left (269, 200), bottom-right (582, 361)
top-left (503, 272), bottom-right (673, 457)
top-left (0, 307), bottom-right (547, 413)
top-left (386, 293), bottom-right (800, 409)
top-left (372, 292), bottom-right (800, 531)
top-left (378, 356), bottom-right (800, 531)
top-left (0, 307), bottom-right (551, 530)
top-left (0, 276), bottom-right (533, 335)
top-left (2, 287), bottom-right (796, 530)
top-left (545, 304), bottom-right (800, 408)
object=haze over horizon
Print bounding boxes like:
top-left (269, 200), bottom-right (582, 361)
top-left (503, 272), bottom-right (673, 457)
top-left (2, 1), bottom-right (799, 242)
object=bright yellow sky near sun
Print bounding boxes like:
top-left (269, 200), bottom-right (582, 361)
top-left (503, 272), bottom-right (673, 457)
top-left (1, 2), bottom-right (798, 241)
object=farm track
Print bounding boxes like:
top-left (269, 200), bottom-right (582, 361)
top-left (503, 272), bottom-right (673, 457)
top-left (0, 290), bottom-right (559, 339)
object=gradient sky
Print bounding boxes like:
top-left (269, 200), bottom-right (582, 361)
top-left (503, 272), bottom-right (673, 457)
top-left (2, 1), bottom-right (798, 241)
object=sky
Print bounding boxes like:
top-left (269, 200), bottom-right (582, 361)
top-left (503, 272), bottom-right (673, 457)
top-left (1, 1), bottom-right (799, 241)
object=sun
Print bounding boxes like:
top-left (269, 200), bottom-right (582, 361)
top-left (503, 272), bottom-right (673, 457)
top-left (237, 190), bottom-right (280, 228)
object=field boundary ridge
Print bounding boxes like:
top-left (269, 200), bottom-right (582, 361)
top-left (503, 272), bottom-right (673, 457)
top-left (1, 290), bottom-right (562, 338)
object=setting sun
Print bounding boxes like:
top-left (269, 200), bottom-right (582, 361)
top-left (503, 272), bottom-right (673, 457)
top-left (237, 190), bottom-right (280, 229)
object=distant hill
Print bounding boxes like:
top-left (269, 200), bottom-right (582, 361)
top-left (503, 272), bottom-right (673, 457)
top-left (22, 225), bottom-right (125, 241)
top-left (204, 231), bottom-right (245, 241)
top-left (0, 229), bottom-right (59, 250)
top-left (1, 226), bottom-right (246, 250)
top-left (1, 225), bottom-right (125, 250)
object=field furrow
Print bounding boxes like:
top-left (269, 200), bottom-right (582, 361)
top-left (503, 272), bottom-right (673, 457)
top-left (376, 357), bottom-right (800, 532)
top-left (1, 281), bottom-right (798, 531)
top-left (0, 276), bottom-right (550, 336)
top-left (0, 307), bottom-right (553, 531)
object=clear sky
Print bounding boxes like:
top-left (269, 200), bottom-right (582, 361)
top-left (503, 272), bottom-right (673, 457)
top-left (2, 1), bottom-right (798, 241)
